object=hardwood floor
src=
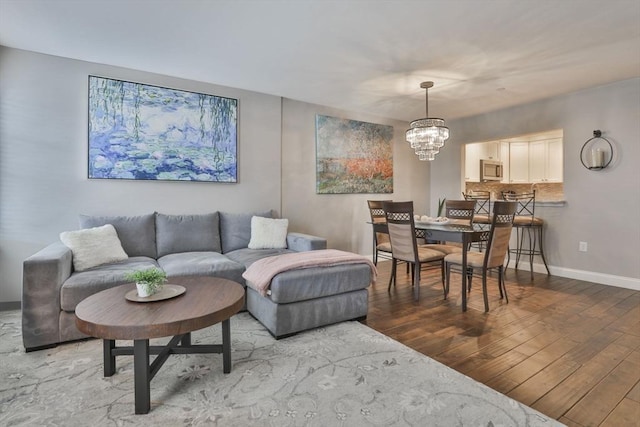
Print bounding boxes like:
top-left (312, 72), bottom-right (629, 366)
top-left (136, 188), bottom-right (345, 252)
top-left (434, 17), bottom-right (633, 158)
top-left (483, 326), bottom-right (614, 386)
top-left (361, 260), bottom-right (640, 426)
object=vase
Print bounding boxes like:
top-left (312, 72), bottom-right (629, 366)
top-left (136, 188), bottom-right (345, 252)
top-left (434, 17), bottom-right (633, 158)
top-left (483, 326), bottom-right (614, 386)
top-left (136, 282), bottom-right (156, 298)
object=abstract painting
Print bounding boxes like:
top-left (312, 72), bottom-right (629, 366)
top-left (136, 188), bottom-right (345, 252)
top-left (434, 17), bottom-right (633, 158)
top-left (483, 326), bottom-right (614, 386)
top-left (88, 76), bottom-right (237, 182)
top-left (316, 115), bottom-right (393, 194)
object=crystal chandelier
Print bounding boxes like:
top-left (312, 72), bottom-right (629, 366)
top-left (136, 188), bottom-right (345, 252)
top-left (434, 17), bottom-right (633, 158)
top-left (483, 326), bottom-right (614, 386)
top-left (405, 81), bottom-right (449, 161)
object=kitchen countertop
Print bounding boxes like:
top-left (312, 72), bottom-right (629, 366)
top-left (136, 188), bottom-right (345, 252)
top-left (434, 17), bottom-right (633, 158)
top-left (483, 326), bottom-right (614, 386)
top-left (536, 200), bottom-right (566, 207)
top-left (483, 200), bottom-right (566, 207)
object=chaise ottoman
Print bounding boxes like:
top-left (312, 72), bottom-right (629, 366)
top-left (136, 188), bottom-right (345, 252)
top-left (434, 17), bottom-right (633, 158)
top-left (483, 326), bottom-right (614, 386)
top-left (244, 251), bottom-right (375, 338)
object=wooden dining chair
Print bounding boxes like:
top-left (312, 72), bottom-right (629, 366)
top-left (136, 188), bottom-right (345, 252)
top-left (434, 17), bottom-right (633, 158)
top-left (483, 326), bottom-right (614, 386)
top-left (382, 201), bottom-right (446, 301)
top-left (421, 199), bottom-right (476, 255)
top-left (444, 201), bottom-right (517, 311)
top-left (367, 200), bottom-right (393, 265)
top-left (462, 191), bottom-right (491, 251)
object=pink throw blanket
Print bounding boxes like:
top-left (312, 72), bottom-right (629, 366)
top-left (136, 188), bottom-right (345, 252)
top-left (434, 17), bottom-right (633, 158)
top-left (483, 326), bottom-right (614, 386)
top-left (242, 249), bottom-right (377, 296)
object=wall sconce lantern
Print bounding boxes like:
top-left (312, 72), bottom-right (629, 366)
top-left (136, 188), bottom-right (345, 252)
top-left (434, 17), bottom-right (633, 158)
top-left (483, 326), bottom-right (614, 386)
top-left (579, 130), bottom-right (613, 170)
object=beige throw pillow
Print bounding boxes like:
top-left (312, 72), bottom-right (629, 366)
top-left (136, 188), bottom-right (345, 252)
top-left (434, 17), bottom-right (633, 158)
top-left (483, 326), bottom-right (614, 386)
top-left (248, 216), bottom-right (289, 249)
top-left (60, 224), bottom-right (128, 271)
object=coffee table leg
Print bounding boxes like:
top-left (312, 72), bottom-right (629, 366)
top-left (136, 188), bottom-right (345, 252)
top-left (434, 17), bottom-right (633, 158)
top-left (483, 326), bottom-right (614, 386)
top-left (103, 339), bottom-right (116, 377)
top-left (181, 332), bottom-right (191, 346)
top-left (222, 318), bottom-right (231, 373)
top-left (133, 339), bottom-right (150, 415)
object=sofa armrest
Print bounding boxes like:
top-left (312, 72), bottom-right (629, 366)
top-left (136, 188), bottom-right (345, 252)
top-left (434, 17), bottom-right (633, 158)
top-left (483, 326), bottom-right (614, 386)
top-left (22, 242), bottom-right (73, 351)
top-left (286, 232), bottom-right (327, 252)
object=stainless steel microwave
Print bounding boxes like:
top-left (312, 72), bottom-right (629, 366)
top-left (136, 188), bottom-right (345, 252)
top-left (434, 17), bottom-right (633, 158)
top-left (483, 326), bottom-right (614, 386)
top-left (480, 159), bottom-right (503, 181)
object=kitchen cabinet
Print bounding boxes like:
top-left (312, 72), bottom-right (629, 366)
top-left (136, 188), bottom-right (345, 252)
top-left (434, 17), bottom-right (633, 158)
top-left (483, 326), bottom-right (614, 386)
top-left (546, 138), bottom-right (563, 182)
top-left (463, 130), bottom-right (563, 186)
top-left (500, 141), bottom-right (510, 183)
top-left (508, 142), bottom-right (529, 183)
top-left (529, 141), bottom-right (546, 182)
top-left (464, 144), bottom-right (479, 182)
top-left (529, 139), bottom-right (563, 182)
top-left (464, 142), bottom-right (500, 182)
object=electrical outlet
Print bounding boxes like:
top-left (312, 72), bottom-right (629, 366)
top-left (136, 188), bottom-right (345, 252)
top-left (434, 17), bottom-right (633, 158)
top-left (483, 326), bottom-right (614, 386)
top-left (579, 241), bottom-right (588, 252)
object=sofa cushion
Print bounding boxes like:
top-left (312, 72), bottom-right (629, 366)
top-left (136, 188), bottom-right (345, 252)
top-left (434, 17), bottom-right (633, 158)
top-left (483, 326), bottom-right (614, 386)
top-left (79, 213), bottom-right (157, 258)
top-left (60, 224), bottom-right (128, 272)
top-left (60, 256), bottom-right (159, 311)
top-left (286, 232), bottom-right (328, 252)
top-left (157, 252), bottom-right (245, 284)
top-left (268, 263), bottom-right (372, 304)
top-left (220, 211), bottom-right (272, 253)
top-left (246, 287), bottom-right (368, 339)
top-left (248, 216), bottom-right (289, 249)
top-left (155, 212), bottom-right (221, 258)
top-left (225, 247), bottom-right (292, 268)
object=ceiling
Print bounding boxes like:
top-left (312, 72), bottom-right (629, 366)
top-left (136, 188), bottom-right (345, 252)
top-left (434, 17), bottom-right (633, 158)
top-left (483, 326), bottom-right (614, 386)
top-left (1, 0), bottom-right (639, 122)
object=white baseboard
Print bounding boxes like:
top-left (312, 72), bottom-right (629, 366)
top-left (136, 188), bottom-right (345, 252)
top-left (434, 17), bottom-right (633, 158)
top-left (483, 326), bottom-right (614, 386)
top-left (506, 260), bottom-right (640, 291)
top-left (0, 301), bottom-right (21, 311)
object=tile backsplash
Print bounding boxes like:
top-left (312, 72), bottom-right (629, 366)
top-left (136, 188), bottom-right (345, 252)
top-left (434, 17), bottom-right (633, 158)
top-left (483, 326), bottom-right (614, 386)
top-left (464, 182), bottom-right (564, 202)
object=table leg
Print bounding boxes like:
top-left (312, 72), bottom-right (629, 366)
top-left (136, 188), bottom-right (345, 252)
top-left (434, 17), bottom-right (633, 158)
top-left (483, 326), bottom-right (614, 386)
top-left (461, 237), bottom-right (468, 312)
top-left (222, 318), bottom-right (231, 373)
top-left (103, 339), bottom-right (116, 377)
top-left (133, 339), bottom-right (150, 415)
top-left (414, 263), bottom-right (420, 302)
top-left (181, 332), bottom-right (191, 346)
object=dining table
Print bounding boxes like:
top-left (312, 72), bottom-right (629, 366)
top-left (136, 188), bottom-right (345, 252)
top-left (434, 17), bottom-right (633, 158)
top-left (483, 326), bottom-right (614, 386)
top-left (371, 220), bottom-right (490, 311)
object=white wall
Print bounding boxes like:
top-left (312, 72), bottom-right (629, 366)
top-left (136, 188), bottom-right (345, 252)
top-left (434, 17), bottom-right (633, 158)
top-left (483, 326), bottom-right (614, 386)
top-left (0, 47), bottom-right (432, 304)
top-left (2, 46), bottom-right (637, 303)
top-left (430, 78), bottom-right (640, 288)
top-left (281, 99), bottom-right (429, 256)
top-left (0, 47), bottom-right (283, 302)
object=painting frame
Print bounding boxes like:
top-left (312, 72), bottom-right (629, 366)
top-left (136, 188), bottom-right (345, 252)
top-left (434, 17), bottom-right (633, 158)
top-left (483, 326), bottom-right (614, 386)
top-left (315, 115), bottom-right (393, 194)
top-left (88, 75), bottom-right (238, 182)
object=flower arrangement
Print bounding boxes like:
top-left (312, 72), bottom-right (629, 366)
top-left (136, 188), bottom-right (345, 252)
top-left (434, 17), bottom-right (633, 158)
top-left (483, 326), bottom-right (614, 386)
top-left (125, 268), bottom-right (167, 297)
top-left (437, 198), bottom-right (446, 217)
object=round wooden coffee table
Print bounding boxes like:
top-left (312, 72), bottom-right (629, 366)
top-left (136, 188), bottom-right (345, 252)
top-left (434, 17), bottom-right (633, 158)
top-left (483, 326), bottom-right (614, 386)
top-left (75, 276), bottom-right (244, 414)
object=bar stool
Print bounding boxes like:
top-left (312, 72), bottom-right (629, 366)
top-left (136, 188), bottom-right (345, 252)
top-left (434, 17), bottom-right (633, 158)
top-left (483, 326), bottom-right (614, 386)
top-left (463, 191), bottom-right (491, 224)
top-left (501, 190), bottom-right (550, 275)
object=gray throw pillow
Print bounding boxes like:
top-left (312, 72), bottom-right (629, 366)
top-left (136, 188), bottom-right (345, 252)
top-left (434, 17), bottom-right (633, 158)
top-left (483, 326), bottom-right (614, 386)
top-left (155, 212), bottom-right (221, 258)
top-left (79, 213), bottom-right (156, 258)
top-left (220, 211), bottom-right (272, 253)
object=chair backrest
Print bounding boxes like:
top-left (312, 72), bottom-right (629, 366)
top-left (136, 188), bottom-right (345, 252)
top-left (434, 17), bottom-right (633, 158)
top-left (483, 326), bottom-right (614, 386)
top-left (367, 200), bottom-right (392, 224)
top-left (382, 201), bottom-right (418, 263)
top-left (368, 200), bottom-right (392, 245)
top-left (484, 201), bottom-right (517, 268)
top-left (445, 200), bottom-right (476, 225)
top-left (501, 191), bottom-right (536, 224)
top-left (463, 191), bottom-right (491, 217)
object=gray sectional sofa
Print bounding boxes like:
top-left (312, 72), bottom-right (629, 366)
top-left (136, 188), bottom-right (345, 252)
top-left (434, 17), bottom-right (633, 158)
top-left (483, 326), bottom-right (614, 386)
top-left (22, 211), bottom-right (331, 351)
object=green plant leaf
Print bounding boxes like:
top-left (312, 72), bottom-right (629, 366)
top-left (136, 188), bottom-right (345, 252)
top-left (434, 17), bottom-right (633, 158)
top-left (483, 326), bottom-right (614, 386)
top-left (125, 267), bottom-right (167, 291)
top-left (437, 198), bottom-right (446, 217)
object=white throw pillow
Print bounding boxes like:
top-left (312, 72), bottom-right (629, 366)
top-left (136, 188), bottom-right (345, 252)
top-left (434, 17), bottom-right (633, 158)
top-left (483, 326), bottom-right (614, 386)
top-left (248, 216), bottom-right (289, 249)
top-left (60, 224), bottom-right (128, 271)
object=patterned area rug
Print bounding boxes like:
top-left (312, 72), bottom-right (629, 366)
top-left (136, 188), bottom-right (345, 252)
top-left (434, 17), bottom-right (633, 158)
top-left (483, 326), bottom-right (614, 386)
top-left (0, 310), bottom-right (562, 426)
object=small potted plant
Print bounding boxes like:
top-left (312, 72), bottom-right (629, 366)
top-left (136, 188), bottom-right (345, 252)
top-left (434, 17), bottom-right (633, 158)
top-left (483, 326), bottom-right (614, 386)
top-left (125, 268), bottom-right (167, 297)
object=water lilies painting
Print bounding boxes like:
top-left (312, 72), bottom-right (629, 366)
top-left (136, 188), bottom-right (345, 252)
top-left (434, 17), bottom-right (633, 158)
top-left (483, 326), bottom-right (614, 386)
top-left (316, 115), bottom-right (393, 194)
top-left (88, 76), bottom-right (237, 182)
